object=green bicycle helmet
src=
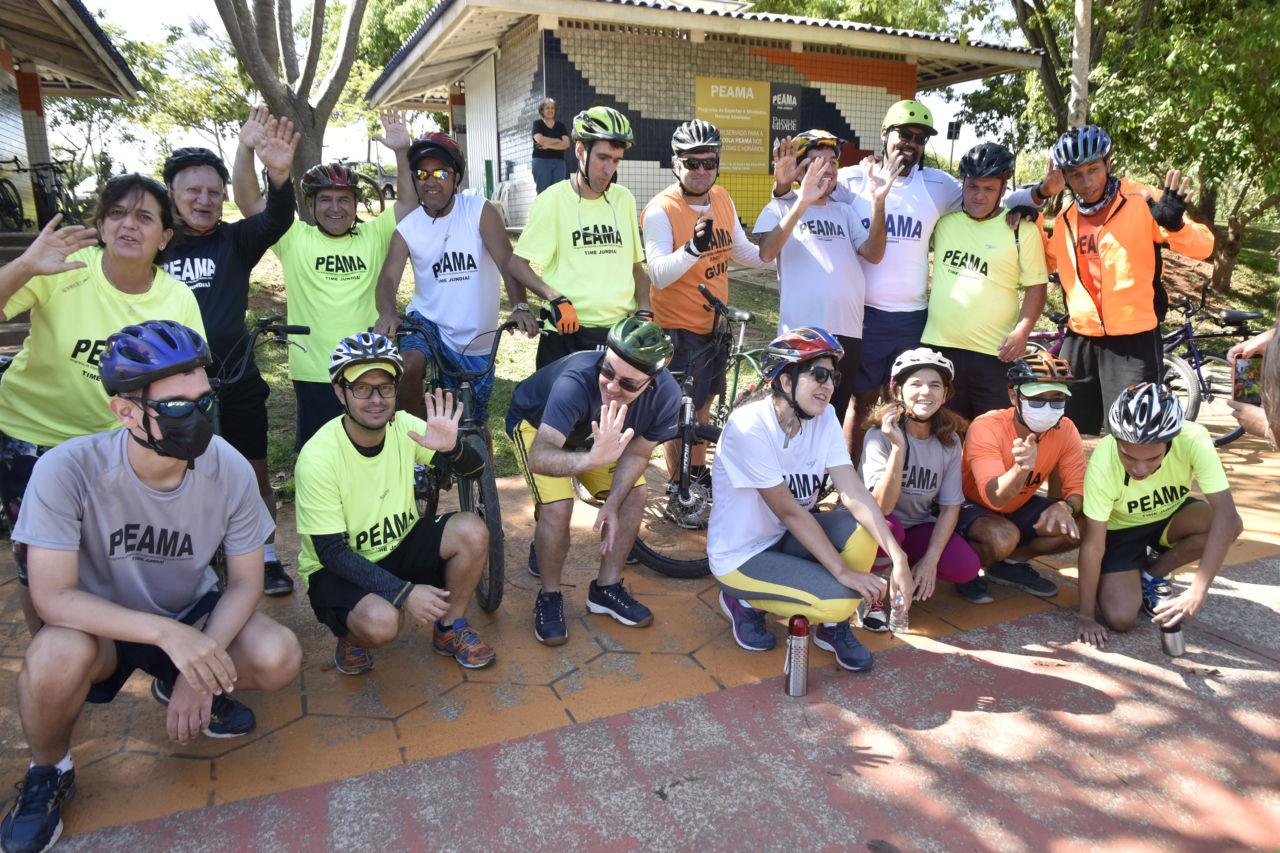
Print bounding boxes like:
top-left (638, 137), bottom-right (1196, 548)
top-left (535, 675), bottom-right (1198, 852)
top-left (572, 106), bottom-right (634, 148)
top-left (882, 99), bottom-right (937, 135)
top-left (606, 315), bottom-right (674, 375)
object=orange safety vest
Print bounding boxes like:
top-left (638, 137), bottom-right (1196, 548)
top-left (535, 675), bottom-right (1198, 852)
top-left (642, 184), bottom-right (738, 335)
top-left (1044, 177), bottom-right (1214, 337)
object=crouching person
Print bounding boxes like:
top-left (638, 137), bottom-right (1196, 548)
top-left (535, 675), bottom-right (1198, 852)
top-left (3, 321), bottom-right (302, 853)
top-left (294, 333), bottom-right (495, 675)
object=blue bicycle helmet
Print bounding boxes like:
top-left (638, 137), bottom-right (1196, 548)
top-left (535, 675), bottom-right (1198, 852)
top-left (1051, 125), bottom-right (1113, 169)
top-left (101, 321), bottom-right (211, 395)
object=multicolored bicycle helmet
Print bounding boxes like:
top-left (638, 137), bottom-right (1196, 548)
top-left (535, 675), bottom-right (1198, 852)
top-left (100, 321), bottom-right (211, 395)
top-left (328, 332), bottom-right (404, 384)
top-left (606, 315), bottom-right (674, 375)
top-left (408, 132), bottom-right (465, 176)
top-left (162, 147), bottom-right (229, 185)
top-left (1107, 382), bottom-right (1184, 444)
top-left (572, 106), bottom-right (634, 148)
top-left (890, 347), bottom-right (955, 388)
top-left (882, 99), bottom-right (937, 135)
top-left (1051, 125), bottom-right (1113, 169)
top-left (762, 327), bottom-right (844, 380)
top-left (671, 120), bottom-right (721, 154)
top-left (958, 142), bottom-right (1016, 180)
top-left (792, 129), bottom-right (845, 161)
top-left (301, 162), bottom-right (361, 198)
top-left (1007, 352), bottom-right (1074, 387)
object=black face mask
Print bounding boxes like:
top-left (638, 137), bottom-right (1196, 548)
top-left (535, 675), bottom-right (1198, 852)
top-left (131, 406), bottom-right (214, 464)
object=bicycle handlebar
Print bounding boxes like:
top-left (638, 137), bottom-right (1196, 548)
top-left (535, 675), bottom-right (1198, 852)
top-left (213, 316), bottom-right (310, 391)
top-left (396, 315), bottom-right (516, 382)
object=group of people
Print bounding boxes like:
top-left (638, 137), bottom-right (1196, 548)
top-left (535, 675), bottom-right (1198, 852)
top-left (0, 95), bottom-right (1254, 853)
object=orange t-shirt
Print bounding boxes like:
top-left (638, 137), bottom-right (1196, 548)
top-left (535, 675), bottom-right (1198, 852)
top-left (961, 407), bottom-right (1086, 512)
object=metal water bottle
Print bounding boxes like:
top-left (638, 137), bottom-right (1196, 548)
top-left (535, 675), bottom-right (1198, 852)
top-left (1160, 622), bottom-right (1186, 657)
top-left (888, 591), bottom-right (910, 634)
top-left (783, 615), bottom-right (809, 696)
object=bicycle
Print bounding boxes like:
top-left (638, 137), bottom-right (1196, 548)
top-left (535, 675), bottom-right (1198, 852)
top-left (0, 156), bottom-right (26, 232)
top-left (19, 161), bottom-right (83, 225)
top-left (396, 314), bottom-right (508, 612)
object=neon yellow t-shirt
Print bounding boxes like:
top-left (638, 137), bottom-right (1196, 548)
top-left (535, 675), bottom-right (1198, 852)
top-left (1083, 422), bottom-right (1230, 530)
top-left (272, 209), bottom-right (398, 382)
top-left (513, 180), bottom-right (644, 327)
top-left (921, 214), bottom-right (1048, 356)
top-left (293, 413), bottom-right (435, 585)
top-left (0, 247), bottom-right (206, 447)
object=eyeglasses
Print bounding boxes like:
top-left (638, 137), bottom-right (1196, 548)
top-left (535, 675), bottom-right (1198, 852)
top-left (414, 168), bottom-right (451, 182)
top-left (679, 157), bottom-right (720, 171)
top-left (1021, 395), bottom-right (1067, 409)
top-left (804, 365), bottom-right (842, 387)
top-left (128, 392), bottom-right (215, 418)
top-left (345, 382), bottom-right (398, 400)
top-left (600, 360), bottom-right (649, 394)
top-left (893, 128), bottom-right (931, 146)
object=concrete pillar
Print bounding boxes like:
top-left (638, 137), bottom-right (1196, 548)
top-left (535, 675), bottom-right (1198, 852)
top-left (16, 61), bottom-right (53, 226)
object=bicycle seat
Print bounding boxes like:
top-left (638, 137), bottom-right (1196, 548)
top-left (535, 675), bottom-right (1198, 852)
top-left (1048, 311), bottom-right (1068, 326)
top-left (724, 305), bottom-right (753, 323)
top-left (1219, 309), bottom-right (1263, 325)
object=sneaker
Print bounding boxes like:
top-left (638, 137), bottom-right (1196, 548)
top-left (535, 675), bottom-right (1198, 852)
top-left (433, 619), bottom-right (496, 669)
top-left (150, 678), bottom-right (256, 738)
top-left (335, 637), bottom-right (373, 675)
top-left (0, 765), bottom-right (76, 853)
top-left (1140, 573), bottom-right (1171, 618)
top-left (1143, 570), bottom-right (1173, 597)
top-left (813, 621), bottom-right (874, 672)
top-left (263, 560), bottom-right (293, 596)
top-left (984, 560), bottom-right (1058, 597)
top-left (717, 590), bottom-right (775, 651)
top-left (856, 599), bottom-right (890, 633)
top-left (534, 590), bottom-right (567, 645)
top-left (956, 577), bottom-right (995, 604)
top-left (586, 580), bottom-right (653, 627)
top-left (527, 542), bottom-right (540, 578)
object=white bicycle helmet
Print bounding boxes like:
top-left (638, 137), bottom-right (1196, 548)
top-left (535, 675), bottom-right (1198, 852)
top-left (329, 332), bottom-right (404, 384)
top-left (1107, 382), bottom-right (1184, 444)
top-left (890, 347), bottom-right (955, 387)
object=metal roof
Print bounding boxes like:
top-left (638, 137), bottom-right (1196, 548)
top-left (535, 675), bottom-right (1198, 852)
top-left (0, 0), bottom-right (142, 99)
top-left (368, 0), bottom-right (1042, 108)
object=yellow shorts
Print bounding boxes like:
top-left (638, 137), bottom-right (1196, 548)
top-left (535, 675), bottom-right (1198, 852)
top-left (511, 420), bottom-right (645, 505)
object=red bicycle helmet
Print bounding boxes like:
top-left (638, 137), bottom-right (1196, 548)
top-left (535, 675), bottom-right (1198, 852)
top-left (408, 132), bottom-right (465, 177)
top-left (301, 163), bottom-right (361, 198)
top-left (761, 327), bottom-right (844, 380)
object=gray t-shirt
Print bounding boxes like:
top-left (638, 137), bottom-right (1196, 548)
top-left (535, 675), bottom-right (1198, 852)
top-left (861, 428), bottom-right (964, 526)
top-left (14, 430), bottom-right (273, 619)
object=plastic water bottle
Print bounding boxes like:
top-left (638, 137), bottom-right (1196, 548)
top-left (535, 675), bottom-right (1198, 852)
top-left (888, 592), bottom-right (910, 634)
top-left (783, 615), bottom-right (809, 696)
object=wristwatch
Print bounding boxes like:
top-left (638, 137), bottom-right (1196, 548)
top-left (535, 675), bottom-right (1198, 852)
top-left (512, 303), bottom-right (531, 314)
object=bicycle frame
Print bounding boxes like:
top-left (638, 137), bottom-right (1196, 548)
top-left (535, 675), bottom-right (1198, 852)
top-left (396, 317), bottom-right (515, 437)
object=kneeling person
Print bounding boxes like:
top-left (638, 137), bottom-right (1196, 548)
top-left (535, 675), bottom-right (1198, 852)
top-left (3, 321), bottom-right (302, 853)
top-left (295, 333), bottom-right (495, 675)
top-left (1074, 384), bottom-right (1241, 647)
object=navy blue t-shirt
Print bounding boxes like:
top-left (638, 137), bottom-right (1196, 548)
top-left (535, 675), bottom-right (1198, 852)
top-left (505, 350), bottom-right (680, 449)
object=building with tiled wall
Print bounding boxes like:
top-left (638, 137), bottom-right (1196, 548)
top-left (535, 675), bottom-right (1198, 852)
top-left (0, 52), bottom-right (35, 230)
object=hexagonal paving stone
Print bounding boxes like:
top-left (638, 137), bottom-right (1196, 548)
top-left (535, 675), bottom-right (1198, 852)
top-left (123, 678), bottom-right (305, 760)
top-left (397, 681), bottom-right (569, 762)
top-left (555, 651), bottom-right (721, 723)
top-left (585, 590), bottom-right (724, 655)
top-left (61, 750), bottom-right (213, 836)
top-left (301, 634), bottom-right (464, 718)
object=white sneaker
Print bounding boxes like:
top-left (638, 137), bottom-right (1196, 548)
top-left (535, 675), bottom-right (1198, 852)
top-left (856, 599), bottom-right (890, 633)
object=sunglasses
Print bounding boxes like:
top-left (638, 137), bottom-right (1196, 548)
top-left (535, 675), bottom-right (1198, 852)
top-left (128, 392), bottom-right (215, 418)
top-left (1021, 395), bottom-right (1067, 409)
top-left (346, 382), bottom-right (398, 400)
top-left (679, 157), bottom-right (720, 171)
top-left (414, 167), bottom-right (451, 182)
top-left (600, 361), bottom-right (649, 394)
top-left (804, 365), bottom-right (842, 387)
top-left (893, 128), bottom-right (931, 146)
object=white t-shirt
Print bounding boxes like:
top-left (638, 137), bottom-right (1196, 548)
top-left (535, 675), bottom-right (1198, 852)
top-left (752, 197), bottom-right (868, 338)
top-left (398, 195), bottom-right (501, 355)
top-left (708, 399), bottom-right (852, 575)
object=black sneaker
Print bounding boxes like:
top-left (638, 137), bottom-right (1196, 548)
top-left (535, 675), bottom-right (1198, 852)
top-left (984, 560), bottom-right (1058, 597)
top-left (534, 590), bottom-right (567, 645)
top-left (151, 677), bottom-right (256, 738)
top-left (527, 542), bottom-right (541, 578)
top-left (1140, 573), bottom-right (1170, 618)
top-left (586, 580), bottom-right (653, 627)
top-left (0, 765), bottom-right (75, 853)
top-left (263, 560), bottom-right (293, 596)
top-left (956, 577), bottom-right (995, 604)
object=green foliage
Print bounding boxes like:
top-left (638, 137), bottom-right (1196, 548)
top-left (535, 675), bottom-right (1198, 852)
top-left (750, 0), bottom-right (955, 33)
top-left (331, 0), bottom-right (436, 128)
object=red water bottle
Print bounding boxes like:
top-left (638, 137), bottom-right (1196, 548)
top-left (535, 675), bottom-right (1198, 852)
top-left (784, 615), bottom-right (810, 696)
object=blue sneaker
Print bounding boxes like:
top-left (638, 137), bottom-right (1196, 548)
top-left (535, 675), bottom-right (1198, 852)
top-left (534, 590), bottom-right (567, 646)
top-left (587, 580), bottom-right (653, 627)
top-left (1, 764), bottom-right (75, 853)
top-left (527, 542), bottom-right (540, 578)
top-left (151, 678), bottom-right (256, 738)
top-left (1141, 572), bottom-right (1169, 618)
top-left (813, 621), bottom-right (874, 672)
top-left (717, 590), bottom-right (775, 651)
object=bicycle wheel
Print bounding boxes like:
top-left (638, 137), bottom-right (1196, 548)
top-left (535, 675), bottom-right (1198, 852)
top-left (1023, 339), bottom-right (1051, 356)
top-left (632, 423), bottom-right (719, 579)
top-left (1161, 353), bottom-right (1200, 422)
top-left (1185, 353), bottom-right (1244, 446)
top-left (0, 178), bottom-right (23, 232)
top-left (457, 435), bottom-right (505, 612)
top-left (353, 172), bottom-right (386, 219)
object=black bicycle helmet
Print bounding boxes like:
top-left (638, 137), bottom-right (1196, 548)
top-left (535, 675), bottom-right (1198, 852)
top-left (1051, 125), bottom-right (1113, 169)
top-left (606, 315), bottom-right (674, 375)
top-left (163, 147), bottom-right (229, 185)
top-left (328, 332), bottom-right (404, 384)
top-left (408, 132), bottom-right (465, 177)
top-left (671, 120), bottom-right (721, 154)
top-left (101, 321), bottom-right (211, 395)
top-left (958, 142), bottom-right (1016, 180)
top-left (1107, 382), bottom-right (1184, 444)
top-left (301, 163), bottom-right (362, 198)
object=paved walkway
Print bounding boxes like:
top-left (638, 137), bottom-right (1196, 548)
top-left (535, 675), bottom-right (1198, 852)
top-left (1, 432), bottom-right (1278, 850)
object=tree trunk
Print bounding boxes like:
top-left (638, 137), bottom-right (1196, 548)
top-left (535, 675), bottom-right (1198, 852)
top-left (1069, 0), bottom-right (1092, 125)
top-left (292, 130), bottom-right (324, 224)
top-left (1210, 220), bottom-right (1244, 294)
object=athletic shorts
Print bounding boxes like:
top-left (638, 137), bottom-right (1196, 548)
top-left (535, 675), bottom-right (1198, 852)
top-left (831, 335), bottom-right (863, 422)
top-left (665, 327), bottom-right (727, 411)
top-left (398, 311), bottom-right (496, 422)
top-left (854, 307), bottom-right (928, 394)
top-left (306, 512), bottom-right (455, 638)
top-left (509, 419), bottom-right (643, 505)
top-left (293, 380), bottom-right (343, 452)
top-left (1059, 329), bottom-right (1162, 436)
top-left (935, 346), bottom-right (1012, 422)
top-left (535, 325), bottom-right (610, 371)
top-left (1100, 497), bottom-right (1202, 574)
top-left (86, 589), bottom-right (222, 704)
top-left (216, 370), bottom-right (271, 461)
top-left (957, 493), bottom-right (1059, 547)
top-left (1, 431), bottom-right (53, 587)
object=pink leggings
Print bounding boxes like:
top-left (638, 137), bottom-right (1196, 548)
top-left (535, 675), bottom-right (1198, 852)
top-left (876, 516), bottom-right (981, 582)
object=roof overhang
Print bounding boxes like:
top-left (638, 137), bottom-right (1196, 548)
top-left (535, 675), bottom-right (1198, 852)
top-left (0, 0), bottom-right (142, 99)
top-left (368, 0), bottom-right (1042, 109)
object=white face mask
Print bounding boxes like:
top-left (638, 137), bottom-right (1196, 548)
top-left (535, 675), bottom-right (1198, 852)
top-left (1020, 399), bottom-right (1065, 433)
